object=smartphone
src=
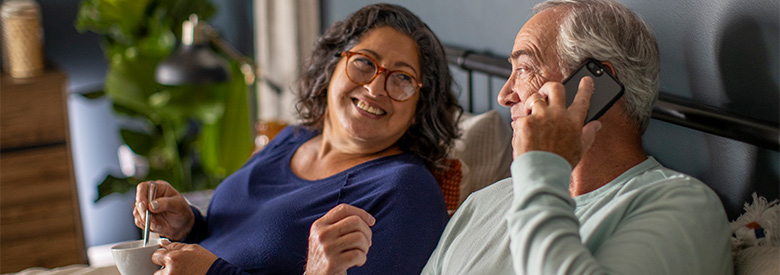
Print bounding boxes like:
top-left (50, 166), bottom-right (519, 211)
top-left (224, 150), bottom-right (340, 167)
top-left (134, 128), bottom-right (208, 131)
top-left (562, 58), bottom-right (625, 123)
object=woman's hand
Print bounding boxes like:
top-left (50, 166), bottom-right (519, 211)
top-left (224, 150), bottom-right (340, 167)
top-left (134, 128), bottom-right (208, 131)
top-left (305, 204), bottom-right (376, 275)
top-left (134, 180), bottom-right (195, 241)
top-left (152, 240), bottom-right (218, 275)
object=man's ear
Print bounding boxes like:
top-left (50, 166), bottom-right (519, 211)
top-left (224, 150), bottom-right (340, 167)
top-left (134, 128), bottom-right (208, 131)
top-left (599, 61), bottom-right (617, 76)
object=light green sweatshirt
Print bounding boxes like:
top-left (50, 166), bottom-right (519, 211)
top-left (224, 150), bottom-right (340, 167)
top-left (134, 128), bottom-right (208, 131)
top-left (423, 152), bottom-right (733, 275)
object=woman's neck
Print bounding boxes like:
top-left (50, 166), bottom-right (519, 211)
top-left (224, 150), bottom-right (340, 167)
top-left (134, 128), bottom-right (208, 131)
top-left (291, 129), bottom-right (402, 181)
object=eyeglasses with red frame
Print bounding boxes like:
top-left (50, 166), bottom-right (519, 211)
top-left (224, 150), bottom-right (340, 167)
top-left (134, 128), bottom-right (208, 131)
top-left (340, 51), bottom-right (422, 102)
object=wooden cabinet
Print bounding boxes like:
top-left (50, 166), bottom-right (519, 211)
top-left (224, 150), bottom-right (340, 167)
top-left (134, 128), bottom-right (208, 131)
top-left (1, 67), bottom-right (87, 273)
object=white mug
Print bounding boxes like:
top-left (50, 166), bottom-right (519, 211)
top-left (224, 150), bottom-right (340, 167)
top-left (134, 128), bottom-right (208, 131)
top-left (111, 239), bottom-right (165, 275)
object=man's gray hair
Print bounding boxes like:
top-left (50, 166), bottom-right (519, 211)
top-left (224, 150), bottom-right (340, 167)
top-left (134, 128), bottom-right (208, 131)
top-left (535, 0), bottom-right (660, 133)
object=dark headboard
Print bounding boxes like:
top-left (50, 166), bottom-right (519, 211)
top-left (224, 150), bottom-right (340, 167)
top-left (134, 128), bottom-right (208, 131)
top-left (444, 45), bottom-right (780, 220)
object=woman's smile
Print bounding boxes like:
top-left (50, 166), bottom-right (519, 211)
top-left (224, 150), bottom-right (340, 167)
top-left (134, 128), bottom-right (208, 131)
top-left (353, 97), bottom-right (387, 116)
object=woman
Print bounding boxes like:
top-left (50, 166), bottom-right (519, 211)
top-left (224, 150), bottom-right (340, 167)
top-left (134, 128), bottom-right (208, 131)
top-left (133, 3), bottom-right (461, 274)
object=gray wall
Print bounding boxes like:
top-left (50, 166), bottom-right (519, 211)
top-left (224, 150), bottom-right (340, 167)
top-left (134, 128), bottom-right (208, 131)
top-left (35, 0), bottom-right (253, 248)
top-left (322, 0), bottom-right (779, 219)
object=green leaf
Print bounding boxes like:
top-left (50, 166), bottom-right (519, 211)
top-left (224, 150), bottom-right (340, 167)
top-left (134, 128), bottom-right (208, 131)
top-left (198, 63), bottom-right (253, 178)
top-left (95, 174), bottom-right (140, 202)
top-left (111, 102), bottom-right (145, 118)
top-left (153, 85), bottom-right (222, 124)
top-left (136, 15), bottom-right (176, 57)
top-left (120, 128), bottom-right (155, 156)
top-left (77, 90), bottom-right (106, 100)
top-left (104, 56), bottom-right (159, 117)
top-left (75, 0), bottom-right (154, 45)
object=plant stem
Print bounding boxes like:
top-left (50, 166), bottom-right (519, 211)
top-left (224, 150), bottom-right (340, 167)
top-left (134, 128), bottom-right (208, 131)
top-left (161, 119), bottom-right (189, 191)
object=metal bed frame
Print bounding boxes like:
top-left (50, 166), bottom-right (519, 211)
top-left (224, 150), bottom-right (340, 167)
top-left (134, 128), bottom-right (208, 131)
top-left (444, 45), bottom-right (780, 152)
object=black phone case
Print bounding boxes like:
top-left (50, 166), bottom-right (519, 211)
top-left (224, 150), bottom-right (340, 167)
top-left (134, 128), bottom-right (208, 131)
top-left (562, 58), bottom-right (625, 123)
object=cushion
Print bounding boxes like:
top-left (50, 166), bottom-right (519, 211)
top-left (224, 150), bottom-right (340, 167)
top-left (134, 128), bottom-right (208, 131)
top-left (432, 158), bottom-right (463, 214)
top-left (434, 110), bottom-right (513, 213)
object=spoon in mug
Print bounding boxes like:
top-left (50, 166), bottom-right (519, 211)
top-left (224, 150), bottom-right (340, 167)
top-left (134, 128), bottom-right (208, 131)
top-left (143, 182), bottom-right (158, 247)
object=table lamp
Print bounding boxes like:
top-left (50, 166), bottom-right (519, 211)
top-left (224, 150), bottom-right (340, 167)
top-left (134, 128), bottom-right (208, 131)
top-left (155, 14), bottom-right (255, 86)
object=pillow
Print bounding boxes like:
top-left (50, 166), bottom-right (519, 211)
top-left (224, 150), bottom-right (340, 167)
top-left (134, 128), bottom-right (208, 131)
top-left (434, 110), bottom-right (513, 213)
top-left (432, 158), bottom-right (462, 214)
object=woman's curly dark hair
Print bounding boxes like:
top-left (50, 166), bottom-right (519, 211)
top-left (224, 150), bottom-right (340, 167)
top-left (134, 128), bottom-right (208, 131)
top-left (296, 3), bottom-right (462, 170)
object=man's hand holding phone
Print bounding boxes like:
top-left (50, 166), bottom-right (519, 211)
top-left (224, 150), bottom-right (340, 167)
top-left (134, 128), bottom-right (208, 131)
top-left (563, 59), bottom-right (625, 123)
top-left (511, 77), bottom-right (602, 169)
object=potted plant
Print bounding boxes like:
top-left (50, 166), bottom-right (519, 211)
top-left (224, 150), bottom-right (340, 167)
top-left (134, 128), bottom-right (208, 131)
top-left (75, 0), bottom-right (254, 202)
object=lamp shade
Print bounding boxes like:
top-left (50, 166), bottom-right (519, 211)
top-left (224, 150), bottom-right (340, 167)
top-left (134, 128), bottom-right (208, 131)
top-left (155, 43), bottom-right (231, 85)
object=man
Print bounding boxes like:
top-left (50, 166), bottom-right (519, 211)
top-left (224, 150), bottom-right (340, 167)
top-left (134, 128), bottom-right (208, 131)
top-left (422, 0), bottom-right (733, 274)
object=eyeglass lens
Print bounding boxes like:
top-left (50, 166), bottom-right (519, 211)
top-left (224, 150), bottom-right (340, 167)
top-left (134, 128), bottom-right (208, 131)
top-left (346, 53), bottom-right (417, 101)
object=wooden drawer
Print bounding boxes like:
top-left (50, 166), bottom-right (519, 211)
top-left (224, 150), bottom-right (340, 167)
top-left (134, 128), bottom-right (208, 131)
top-left (0, 67), bottom-right (68, 150)
top-left (0, 145), bottom-right (86, 273)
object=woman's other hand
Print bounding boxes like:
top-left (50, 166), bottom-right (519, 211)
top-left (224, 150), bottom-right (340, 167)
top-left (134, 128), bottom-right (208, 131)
top-left (152, 240), bottom-right (217, 275)
top-left (305, 204), bottom-right (376, 275)
top-left (134, 180), bottom-right (195, 241)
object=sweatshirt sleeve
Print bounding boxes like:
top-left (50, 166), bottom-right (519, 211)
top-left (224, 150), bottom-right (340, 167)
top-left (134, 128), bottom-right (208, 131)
top-left (184, 206), bottom-right (257, 275)
top-left (505, 151), bottom-right (733, 275)
top-left (347, 164), bottom-right (449, 274)
top-left (180, 205), bottom-right (208, 243)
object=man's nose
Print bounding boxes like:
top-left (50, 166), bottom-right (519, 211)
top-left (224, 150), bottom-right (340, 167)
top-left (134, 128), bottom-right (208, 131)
top-left (498, 77), bottom-right (520, 107)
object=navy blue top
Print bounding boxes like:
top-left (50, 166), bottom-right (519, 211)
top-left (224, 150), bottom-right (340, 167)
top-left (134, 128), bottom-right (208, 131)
top-left (182, 126), bottom-right (449, 274)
